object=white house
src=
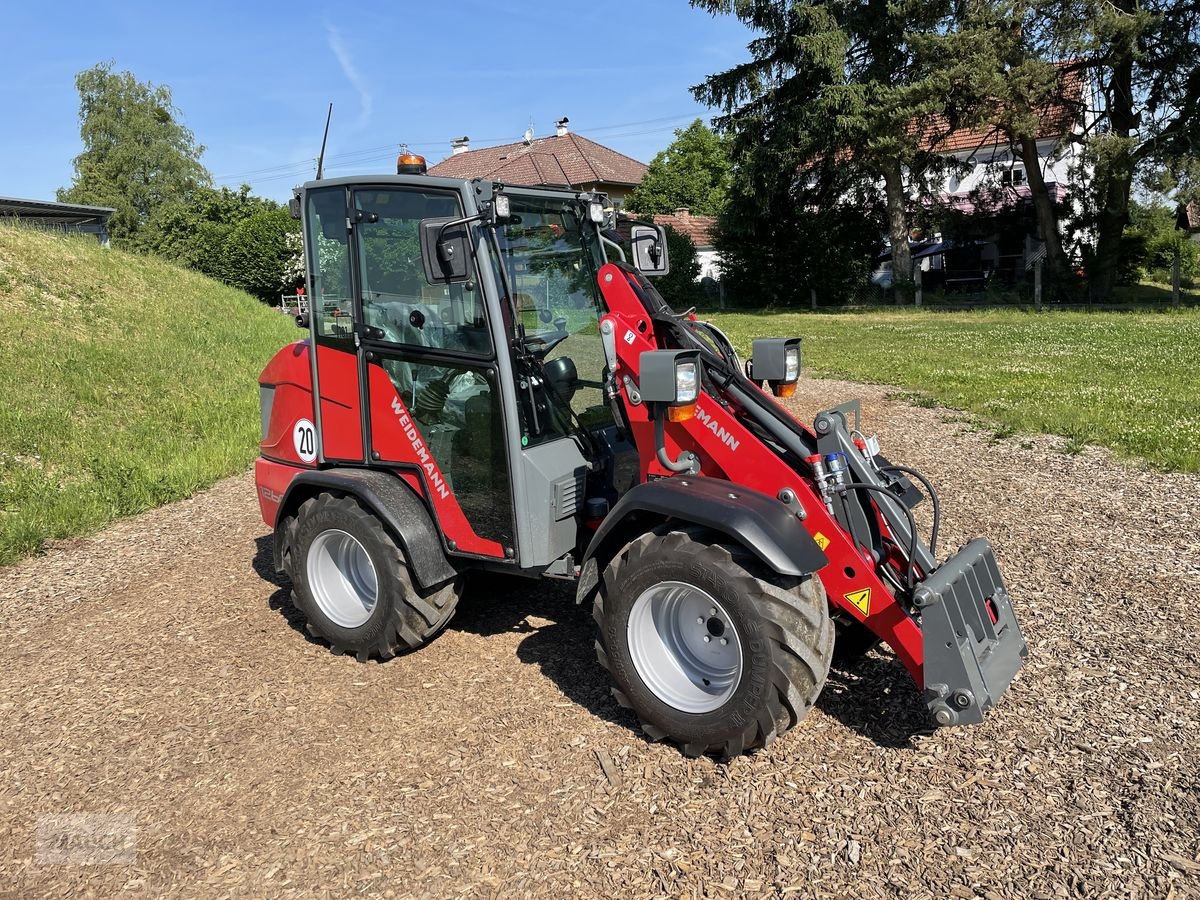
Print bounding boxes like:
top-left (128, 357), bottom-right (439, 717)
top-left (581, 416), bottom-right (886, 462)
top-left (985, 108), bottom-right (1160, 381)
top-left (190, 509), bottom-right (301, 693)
top-left (878, 65), bottom-right (1099, 288)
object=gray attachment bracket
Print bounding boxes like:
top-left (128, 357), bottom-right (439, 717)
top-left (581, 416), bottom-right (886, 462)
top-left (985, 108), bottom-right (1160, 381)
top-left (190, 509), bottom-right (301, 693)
top-left (915, 538), bottom-right (1028, 726)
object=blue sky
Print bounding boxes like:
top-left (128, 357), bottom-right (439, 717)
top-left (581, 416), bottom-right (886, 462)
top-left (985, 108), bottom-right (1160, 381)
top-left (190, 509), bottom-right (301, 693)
top-left (3, 2), bottom-right (755, 202)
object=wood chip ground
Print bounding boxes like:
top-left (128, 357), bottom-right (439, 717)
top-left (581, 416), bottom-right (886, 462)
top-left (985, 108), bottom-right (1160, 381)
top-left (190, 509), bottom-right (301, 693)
top-left (1, 380), bottom-right (1198, 897)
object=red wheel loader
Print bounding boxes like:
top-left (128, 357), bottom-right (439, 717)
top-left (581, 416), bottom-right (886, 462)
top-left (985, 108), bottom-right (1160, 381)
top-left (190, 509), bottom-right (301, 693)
top-left (255, 156), bottom-right (1027, 757)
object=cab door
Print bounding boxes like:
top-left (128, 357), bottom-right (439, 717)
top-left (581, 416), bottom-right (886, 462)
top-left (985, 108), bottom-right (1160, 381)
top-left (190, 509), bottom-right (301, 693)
top-left (303, 183), bottom-right (514, 560)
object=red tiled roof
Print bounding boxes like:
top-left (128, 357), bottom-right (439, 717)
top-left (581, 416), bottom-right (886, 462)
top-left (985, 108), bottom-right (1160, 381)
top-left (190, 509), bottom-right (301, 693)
top-left (916, 65), bottom-right (1087, 155)
top-left (427, 133), bottom-right (648, 188)
top-left (651, 209), bottom-right (716, 248)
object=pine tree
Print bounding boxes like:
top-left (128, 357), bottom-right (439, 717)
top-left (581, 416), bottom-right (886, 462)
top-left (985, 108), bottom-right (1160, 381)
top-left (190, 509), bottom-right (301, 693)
top-left (692, 0), bottom-right (956, 296)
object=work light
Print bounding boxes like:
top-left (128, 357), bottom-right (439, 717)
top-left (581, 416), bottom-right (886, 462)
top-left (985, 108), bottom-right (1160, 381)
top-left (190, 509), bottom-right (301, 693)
top-left (749, 338), bottom-right (802, 398)
top-left (493, 193), bottom-right (511, 219)
top-left (588, 199), bottom-right (605, 223)
top-left (639, 349), bottom-right (703, 420)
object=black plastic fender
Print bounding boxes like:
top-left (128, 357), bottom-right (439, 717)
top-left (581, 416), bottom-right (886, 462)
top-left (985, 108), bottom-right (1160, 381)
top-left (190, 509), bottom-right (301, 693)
top-left (579, 476), bottom-right (829, 602)
top-left (274, 468), bottom-right (458, 590)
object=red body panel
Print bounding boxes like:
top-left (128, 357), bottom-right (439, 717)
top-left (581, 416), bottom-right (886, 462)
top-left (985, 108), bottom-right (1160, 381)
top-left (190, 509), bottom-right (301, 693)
top-left (311, 345), bottom-right (365, 461)
top-left (256, 340), bottom-right (504, 560)
top-left (595, 263), bottom-right (925, 683)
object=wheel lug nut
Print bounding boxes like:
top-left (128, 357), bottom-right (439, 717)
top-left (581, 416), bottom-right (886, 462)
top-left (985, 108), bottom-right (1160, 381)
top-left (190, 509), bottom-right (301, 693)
top-left (720, 638), bottom-right (728, 646)
top-left (703, 635), bottom-right (711, 643)
top-left (709, 608), bottom-right (717, 616)
top-left (697, 617), bottom-right (705, 624)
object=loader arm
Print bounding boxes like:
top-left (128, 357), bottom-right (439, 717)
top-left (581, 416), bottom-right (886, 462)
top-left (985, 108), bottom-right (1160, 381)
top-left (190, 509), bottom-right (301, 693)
top-left (595, 262), bottom-right (1028, 726)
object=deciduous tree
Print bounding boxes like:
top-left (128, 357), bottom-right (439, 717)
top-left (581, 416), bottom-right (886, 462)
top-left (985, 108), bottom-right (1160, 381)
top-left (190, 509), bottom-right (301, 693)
top-left (628, 120), bottom-right (732, 217)
top-left (58, 63), bottom-right (210, 243)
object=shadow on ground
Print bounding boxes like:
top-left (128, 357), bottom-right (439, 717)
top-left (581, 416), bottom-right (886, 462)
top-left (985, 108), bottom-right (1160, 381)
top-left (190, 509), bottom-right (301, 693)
top-left (820, 655), bottom-right (934, 749)
top-left (252, 536), bottom-right (931, 750)
top-left (451, 574), bottom-right (641, 735)
top-left (253, 533), bottom-right (328, 650)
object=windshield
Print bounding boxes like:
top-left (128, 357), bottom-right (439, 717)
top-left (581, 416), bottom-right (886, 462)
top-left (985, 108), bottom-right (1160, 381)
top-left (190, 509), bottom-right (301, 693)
top-left (491, 195), bottom-right (610, 438)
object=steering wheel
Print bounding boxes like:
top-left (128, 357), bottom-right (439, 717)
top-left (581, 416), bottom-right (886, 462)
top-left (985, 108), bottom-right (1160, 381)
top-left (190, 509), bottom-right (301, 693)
top-left (522, 328), bottom-right (570, 358)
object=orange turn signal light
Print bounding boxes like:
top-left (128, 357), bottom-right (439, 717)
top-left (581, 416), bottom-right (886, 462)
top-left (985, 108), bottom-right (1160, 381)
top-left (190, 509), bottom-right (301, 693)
top-left (668, 403), bottom-right (697, 422)
top-left (773, 381), bottom-right (798, 399)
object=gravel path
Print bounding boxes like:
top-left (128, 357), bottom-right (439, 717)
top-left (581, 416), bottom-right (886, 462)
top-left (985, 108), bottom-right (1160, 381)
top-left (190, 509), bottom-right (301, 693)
top-left (2, 380), bottom-right (1198, 898)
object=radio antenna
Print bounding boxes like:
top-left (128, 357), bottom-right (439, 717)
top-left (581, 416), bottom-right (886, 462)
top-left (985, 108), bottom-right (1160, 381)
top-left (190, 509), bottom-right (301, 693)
top-left (315, 103), bottom-right (333, 180)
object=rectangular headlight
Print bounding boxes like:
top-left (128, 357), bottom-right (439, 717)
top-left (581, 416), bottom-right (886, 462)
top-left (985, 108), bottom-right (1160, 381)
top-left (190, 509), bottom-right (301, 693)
top-left (785, 346), bottom-right (800, 382)
top-left (675, 361), bottom-right (698, 403)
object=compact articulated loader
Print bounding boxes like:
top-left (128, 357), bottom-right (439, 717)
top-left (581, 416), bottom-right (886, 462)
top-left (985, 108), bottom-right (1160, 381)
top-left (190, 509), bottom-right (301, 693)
top-left (255, 153), bottom-right (1026, 757)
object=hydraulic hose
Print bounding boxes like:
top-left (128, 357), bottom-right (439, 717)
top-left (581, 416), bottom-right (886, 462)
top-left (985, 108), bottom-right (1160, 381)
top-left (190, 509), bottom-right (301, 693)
top-left (836, 481), bottom-right (922, 592)
top-left (654, 411), bottom-right (694, 473)
top-left (879, 464), bottom-right (941, 558)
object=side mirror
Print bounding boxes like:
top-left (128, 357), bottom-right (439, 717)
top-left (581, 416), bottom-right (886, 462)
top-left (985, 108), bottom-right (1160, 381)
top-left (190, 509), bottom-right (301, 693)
top-left (288, 196), bottom-right (302, 220)
top-left (419, 217), bottom-right (471, 283)
top-left (631, 224), bottom-right (670, 276)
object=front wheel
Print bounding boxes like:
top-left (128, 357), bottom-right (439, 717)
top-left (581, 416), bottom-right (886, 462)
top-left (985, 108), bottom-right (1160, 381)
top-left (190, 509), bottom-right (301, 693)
top-left (287, 492), bottom-right (461, 661)
top-left (593, 528), bottom-right (833, 758)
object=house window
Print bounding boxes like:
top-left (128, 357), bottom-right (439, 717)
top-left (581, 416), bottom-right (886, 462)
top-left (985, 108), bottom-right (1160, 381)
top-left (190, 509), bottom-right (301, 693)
top-left (1001, 166), bottom-right (1026, 186)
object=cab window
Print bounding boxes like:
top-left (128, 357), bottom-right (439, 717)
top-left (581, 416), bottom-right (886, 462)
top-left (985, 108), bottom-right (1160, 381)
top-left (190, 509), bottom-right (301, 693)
top-left (353, 188), bottom-right (492, 357)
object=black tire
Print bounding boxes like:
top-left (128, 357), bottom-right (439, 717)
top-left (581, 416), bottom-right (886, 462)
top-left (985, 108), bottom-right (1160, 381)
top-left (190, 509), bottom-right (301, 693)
top-left (286, 492), bottom-right (461, 661)
top-left (593, 527), bottom-right (833, 758)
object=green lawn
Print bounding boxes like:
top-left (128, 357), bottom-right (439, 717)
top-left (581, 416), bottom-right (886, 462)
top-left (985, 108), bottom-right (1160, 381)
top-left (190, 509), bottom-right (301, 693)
top-left (0, 223), bottom-right (296, 565)
top-left (708, 307), bottom-right (1200, 472)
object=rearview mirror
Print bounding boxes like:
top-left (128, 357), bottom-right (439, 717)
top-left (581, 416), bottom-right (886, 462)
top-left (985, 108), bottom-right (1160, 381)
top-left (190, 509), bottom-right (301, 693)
top-left (419, 217), bottom-right (471, 283)
top-left (630, 224), bottom-right (670, 276)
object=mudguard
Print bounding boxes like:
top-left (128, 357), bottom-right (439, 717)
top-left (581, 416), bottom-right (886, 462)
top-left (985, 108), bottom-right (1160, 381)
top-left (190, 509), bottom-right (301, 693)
top-left (582, 475), bottom-right (829, 581)
top-left (274, 467), bottom-right (458, 590)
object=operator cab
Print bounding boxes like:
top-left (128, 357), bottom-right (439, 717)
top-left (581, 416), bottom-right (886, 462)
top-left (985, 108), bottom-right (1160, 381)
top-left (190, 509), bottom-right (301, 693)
top-left (293, 172), bottom-right (667, 575)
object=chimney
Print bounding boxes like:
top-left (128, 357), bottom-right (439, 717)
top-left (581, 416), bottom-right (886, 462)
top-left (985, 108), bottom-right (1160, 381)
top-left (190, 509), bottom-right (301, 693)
top-left (555, 117), bottom-right (570, 137)
top-left (451, 136), bottom-right (470, 155)
top-left (674, 207), bottom-right (690, 218)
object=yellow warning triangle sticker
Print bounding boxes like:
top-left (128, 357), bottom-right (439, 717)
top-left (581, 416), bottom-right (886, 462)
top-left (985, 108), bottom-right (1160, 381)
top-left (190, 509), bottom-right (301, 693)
top-left (813, 531), bottom-right (830, 551)
top-left (844, 588), bottom-right (872, 616)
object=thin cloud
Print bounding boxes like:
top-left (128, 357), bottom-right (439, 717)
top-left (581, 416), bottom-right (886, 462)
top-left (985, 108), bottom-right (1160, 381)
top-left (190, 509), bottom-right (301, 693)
top-left (326, 25), bottom-right (372, 131)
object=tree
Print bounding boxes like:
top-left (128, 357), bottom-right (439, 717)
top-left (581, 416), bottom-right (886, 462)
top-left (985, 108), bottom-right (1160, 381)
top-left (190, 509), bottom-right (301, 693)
top-left (138, 185), bottom-right (300, 302)
top-left (628, 120), bottom-right (732, 216)
top-left (1079, 0), bottom-right (1200, 302)
top-left (917, 9), bottom-right (1078, 286)
top-left (692, 0), bottom-right (956, 294)
top-left (219, 207), bottom-right (299, 301)
top-left (58, 63), bottom-right (210, 244)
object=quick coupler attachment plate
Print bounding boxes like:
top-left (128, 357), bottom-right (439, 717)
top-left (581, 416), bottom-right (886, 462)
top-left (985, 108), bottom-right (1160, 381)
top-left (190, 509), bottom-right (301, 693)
top-left (913, 537), bottom-right (1028, 726)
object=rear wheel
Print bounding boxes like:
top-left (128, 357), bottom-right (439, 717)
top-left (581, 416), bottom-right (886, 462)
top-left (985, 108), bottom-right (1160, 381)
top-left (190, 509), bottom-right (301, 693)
top-left (287, 492), bottom-right (461, 660)
top-left (594, 527), bottom-right (833, 758)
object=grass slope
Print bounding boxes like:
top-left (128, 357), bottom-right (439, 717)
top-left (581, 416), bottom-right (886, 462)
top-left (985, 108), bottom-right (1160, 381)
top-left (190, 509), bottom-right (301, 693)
top-left (0, 223), bottom-right (295, 565)
top-left (711, 308), bottom-right (1200, 472)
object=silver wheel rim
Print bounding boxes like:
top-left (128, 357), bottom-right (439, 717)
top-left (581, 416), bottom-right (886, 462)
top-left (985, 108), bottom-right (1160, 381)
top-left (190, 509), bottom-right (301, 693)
top-left (626, 581), bottom-right (743, 714)
top-left (306, 529), bottom-right (379, 628)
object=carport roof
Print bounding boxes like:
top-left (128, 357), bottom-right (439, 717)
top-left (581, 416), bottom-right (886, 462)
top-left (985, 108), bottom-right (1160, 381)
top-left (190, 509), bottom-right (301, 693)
top-left (0, 196), bottom-right (115, 224)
